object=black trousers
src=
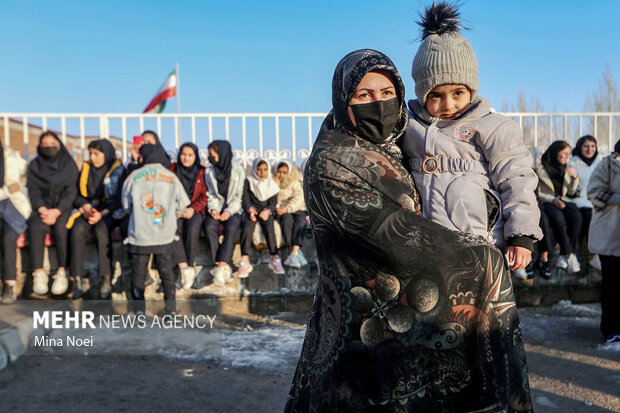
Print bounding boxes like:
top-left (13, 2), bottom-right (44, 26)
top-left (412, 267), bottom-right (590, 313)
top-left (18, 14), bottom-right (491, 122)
top-left (600, 255), bottom-right (620, 338)
top-left (130, 253), bottom-right (175, 313)
top-left (276, 211), bottom-right (307, 248)
top-left (171, 212), bottom-right (204, 266)
top-left (538, 206), bottom-right (554, 254)
top-left (28, 211), bottom-right (71, 269)
top-left (578, 207), bottom-right (592, 241)
top-left (70, 215), bottom-right (115, 278)
top-left (204, 213), bottom-right (241, 264)
top-left (0, 219), bottom-right (19, 281)
top-left (241, 213), bottom-right (277, 256)
top-left (541, 202), bottom-right (582, 255)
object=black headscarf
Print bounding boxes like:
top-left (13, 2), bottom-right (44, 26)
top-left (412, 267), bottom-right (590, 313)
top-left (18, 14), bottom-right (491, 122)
top-left (571, 135), bottom-right (598, 166)
top-left (27, 132), bottom-right (78, 193)
top-left (142, 130), bottom-right (171, 168)
top-left (330, 49), bottom-right (408, 158)
top-left (87, 139), bottom-right (117, 198)
top-left (615, 139), bottom-right (620, 155)
top-left (175, 142), bottom-right (201, 197)
top-left (541, 140), bottom-right (570, 196)
top-left (139, 143), bottom-right (171, 167)
top-left (210, 140), bottom-right (233, 199)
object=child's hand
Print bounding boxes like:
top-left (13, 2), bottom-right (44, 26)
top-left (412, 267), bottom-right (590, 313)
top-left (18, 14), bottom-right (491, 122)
top-left (181, 207), bottom-right (195, 219)
top-left (275, 206), bottom-right (288, 215)
top-left (508, 246), bottom-right (532, 270)
top-left (248, 207), bottom-right (257, 222)
top-left (88, 209), bottom-right (102, 225)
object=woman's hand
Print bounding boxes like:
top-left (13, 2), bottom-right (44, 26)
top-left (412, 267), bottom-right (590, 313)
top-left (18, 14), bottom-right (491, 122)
top-left (210, 209), bottom-right (221, 220)
top-left (8, 182), bottom-right (20, 193)
top-left (181, 207), bottom-right (195, 219)
top-left (566, 165), bottom-right (578, 179)
top-left (258, 209), bottom-right (270, 221)
top-left (553, 196), bottom-right (566, 209)
top-left (220, 211), bottom-right (231, 221)
top-left (88, 209), bottom-right (102, 225)
top-left (248, 207), bottom-right (257, 222)
top-left (275, 206), bottom-right (288, 215)
top-left (508, 246), bottom-right (532, 270)
top-left (43, 208), bottom-right (62, 226)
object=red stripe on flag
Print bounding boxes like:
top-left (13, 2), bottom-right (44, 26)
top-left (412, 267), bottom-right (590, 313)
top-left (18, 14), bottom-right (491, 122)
top-left (142, 87), bottom-right (176, 113)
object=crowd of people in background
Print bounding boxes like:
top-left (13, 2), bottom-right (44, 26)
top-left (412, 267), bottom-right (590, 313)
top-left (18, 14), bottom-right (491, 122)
top-left (0, 128), bottom-right (617, 341)
top-left (0, 131), bottom-right (310, 314)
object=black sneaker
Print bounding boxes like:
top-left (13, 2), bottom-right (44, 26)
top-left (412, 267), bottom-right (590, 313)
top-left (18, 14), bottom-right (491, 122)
top-left (525, 262), bottom-right (535, 279)
top-left (537, 259), bottom-right (552, 279)
top-left (1, 283), bottom-right (17, 304)
top-left (605, 334), bottom-right (620, 344)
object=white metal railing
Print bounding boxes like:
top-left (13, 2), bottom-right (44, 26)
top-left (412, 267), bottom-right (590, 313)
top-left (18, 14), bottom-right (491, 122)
top-left (1, 112), bottom-right (619, 166)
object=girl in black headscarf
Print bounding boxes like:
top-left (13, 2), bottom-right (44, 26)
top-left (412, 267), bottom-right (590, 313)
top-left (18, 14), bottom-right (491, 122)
top-left (203, 140), bottom-right (245, 286)
top-left (27, 131), bottom-right (78, 296)
top-left (127, 130), bottom-right (171, 173)
top-left (536, 140), bottom-right (582, 274)
top-left (169, 143), bottom-right (207, 289)
top-left (68, 139), bottom-right (126, 299)
top-left (285, 49), bottom-right (532, 412)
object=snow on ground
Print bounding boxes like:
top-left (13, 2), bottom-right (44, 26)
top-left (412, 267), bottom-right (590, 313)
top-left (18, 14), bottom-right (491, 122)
top-left (517, 300), bottom-right (601, 341)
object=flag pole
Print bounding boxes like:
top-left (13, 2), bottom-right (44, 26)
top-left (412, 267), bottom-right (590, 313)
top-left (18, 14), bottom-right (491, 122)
top-left (175, 62), bottom-right (181, 147)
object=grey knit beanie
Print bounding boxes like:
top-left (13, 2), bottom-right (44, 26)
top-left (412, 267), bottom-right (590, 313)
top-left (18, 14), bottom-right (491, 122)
top-left (412, 2), bottom-right (478, 104)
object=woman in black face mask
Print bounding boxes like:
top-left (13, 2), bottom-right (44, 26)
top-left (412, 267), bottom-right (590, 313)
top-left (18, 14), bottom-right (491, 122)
top-left (285, 50), bottom-right (532, 412)
top-left (26, 131), bottom-right (78, 297)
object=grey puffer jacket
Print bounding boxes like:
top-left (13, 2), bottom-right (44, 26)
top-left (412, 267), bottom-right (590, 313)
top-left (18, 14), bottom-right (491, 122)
top-left (204, 161), bottom-right (245, 215)
top-left (401, 97), bottom-right (542, 250)
top-left (588, 153), bottom-right (620, 257)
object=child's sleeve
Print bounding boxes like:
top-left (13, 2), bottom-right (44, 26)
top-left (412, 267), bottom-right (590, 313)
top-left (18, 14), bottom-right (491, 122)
top-left (241, 179), bottom-right (252, 212)
top-left (477, 118), bottom-right (543, 244)
top-left (121, 173), bottom-right (133, 213)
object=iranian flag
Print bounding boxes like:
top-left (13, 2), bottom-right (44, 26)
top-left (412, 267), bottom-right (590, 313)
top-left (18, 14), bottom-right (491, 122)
top-left (142, 69), bottom-right (177, 113)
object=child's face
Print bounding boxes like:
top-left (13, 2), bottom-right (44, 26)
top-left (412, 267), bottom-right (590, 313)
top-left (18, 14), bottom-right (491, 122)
top-left (256, 161), bottom-right (269, 179)
top-left (180, 146), bottom-right (196, 168)
top-left (89, 148), bottom-right (106, 168)
top-left (425, 84), bottom-right (471, 120)
top-left (275, 164), bottom-right (289, 182)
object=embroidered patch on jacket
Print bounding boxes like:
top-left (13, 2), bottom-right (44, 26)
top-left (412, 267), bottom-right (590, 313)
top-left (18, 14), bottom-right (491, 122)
top-left (454, 124), bottom-right (476, 142)
top-left (141, 193), bottom-right (166, 226)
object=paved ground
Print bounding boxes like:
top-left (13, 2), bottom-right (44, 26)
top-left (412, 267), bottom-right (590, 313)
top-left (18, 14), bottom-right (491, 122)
top-left (0, 302), bottom-right (619, 412)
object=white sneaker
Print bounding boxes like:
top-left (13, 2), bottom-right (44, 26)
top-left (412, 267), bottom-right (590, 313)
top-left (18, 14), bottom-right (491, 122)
top-left (567, 253), bottom-right (581, 273)
top-left (32, 270), bottom-right (49, 295)
top-left (555, 255), bottom-right (569, 270)
top-left (212, 267), bottom-right (226, 287)
top-left (180, 266), bottom-right (197, 290)
top-left (223, 264), bottom-right (234, 283)
top-left (51, 269), bottom-right (69, 295)
top-left (284, 253), bottom-right (301, 268)
top-left (237, 260), bottom-right (253, 278)
top-left (297, 251), bottom-right (308, 267)
top-left (589, 255), bottom-right (602, 271)
top-left (512, 268), bottom-right (528, 279)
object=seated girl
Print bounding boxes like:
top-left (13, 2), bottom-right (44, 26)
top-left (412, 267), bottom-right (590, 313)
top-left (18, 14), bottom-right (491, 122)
top-left (68, 139), bottom-right (125, 299)
top-left (237, 158), bottom-right (284, 277)
top-left (273, 161), bottom-right (308, 268)
top-left (169, 143), bottom-right (207, 289)
top-left (27, 131), bottom-right (78, 296)
top-left (0, 142), bottom-right (31, 304)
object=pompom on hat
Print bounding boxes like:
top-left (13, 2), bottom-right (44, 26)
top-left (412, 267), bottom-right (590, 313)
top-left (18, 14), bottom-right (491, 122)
top-left (412, 1), bottom-right (478, 104)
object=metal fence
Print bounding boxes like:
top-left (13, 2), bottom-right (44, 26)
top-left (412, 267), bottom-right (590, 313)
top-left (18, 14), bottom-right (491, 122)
top-left (2, 112), bottom-right (619, 166)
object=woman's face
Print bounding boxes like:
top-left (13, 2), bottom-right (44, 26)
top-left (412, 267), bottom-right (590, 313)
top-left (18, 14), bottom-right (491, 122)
top-left (208, 147), bottom-right (219, 164)
top-left (347, 71), bottom-right (396, 126)
top-left (142, 133), bottom-right (157, 145)
top-left (180, 146), bottom-right (196, 168)
top-left (40, 135), bottom-right (60, 149)
top-left (581, 140), bottom-right (597, 159)
top-left (256, 161), bottom-right (269, 179)
top-left (89, 148), bottom-right (105, 168)
top-left (557, 146), bottom-right (571, 165)
top-left (275, 164), bottom-right (289, 182)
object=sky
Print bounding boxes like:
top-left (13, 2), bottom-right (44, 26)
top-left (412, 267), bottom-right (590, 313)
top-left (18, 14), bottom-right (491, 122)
top-left (1, 0), bottom-right (619, 116)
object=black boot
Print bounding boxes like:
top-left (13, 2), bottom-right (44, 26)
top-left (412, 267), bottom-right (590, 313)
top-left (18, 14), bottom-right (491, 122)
top-left (72, 276), bottom-right (85, 299)
top-left (1, 282), bottom-right (17, 304)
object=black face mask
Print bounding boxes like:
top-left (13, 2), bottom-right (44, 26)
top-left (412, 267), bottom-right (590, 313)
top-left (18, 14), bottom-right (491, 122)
top-left (349, 97), bottom-right (400, 144)
top-left (208, 155), bottom-right (217, 165)
top-left (40, 146), bottom-right (60, 159)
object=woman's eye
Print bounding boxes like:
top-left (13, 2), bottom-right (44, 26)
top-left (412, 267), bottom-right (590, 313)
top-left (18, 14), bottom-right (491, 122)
top-left (454, 91), bottom-right (463, 97)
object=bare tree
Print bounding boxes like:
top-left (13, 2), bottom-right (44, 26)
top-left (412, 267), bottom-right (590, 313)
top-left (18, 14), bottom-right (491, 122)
top-left (585, 63), bottom-right (620, 152)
